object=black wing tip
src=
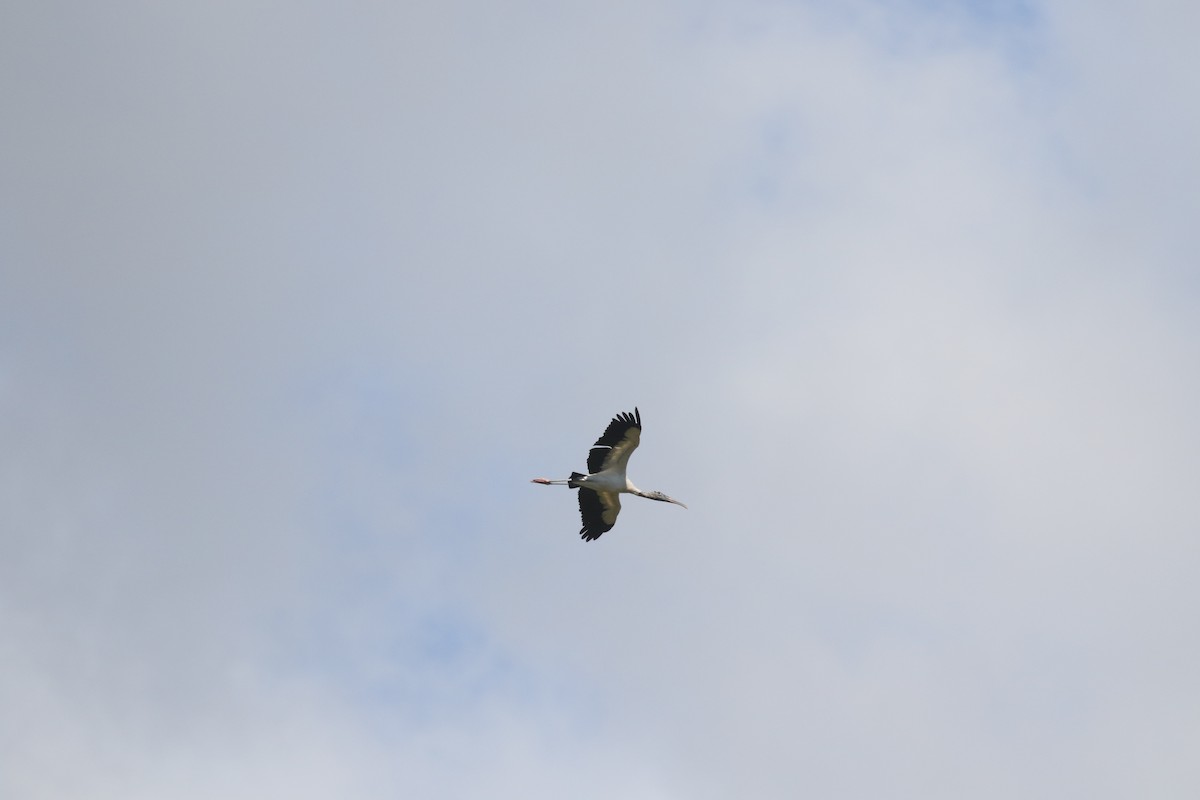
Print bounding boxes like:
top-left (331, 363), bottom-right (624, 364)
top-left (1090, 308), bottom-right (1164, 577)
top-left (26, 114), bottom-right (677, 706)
top-left (579, 525), bottom-right (612, 541)
top-left (577, 488), bottom-right (615, 540)
top-left (591, 407), bottom-right (643, 451)
top-left (610, 407), bottom-right (641, 429)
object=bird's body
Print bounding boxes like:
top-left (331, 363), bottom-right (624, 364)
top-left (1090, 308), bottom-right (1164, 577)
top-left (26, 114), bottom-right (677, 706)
top-left (531, 408), bottom-right (686, 541)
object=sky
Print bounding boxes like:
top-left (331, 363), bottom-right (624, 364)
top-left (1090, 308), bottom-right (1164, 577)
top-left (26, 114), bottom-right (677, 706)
top-left (2, 1), bottom-right (1199, 797)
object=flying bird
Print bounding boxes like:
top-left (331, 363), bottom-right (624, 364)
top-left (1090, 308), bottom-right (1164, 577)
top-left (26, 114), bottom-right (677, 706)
top-left (531, 407), bottom-right (686, 541)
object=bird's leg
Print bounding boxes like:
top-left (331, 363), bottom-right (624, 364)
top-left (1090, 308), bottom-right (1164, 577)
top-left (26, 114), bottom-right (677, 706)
top-left (530, 478), bottom-right (571, 485)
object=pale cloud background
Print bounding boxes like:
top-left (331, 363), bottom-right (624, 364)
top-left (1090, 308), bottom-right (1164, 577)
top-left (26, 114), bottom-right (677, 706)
top-left (3, 1), bottom-right (1199, 797)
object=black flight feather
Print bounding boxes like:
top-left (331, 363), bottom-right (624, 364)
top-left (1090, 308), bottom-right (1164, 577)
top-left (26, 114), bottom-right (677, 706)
top-left (586, 408), bottom-right (641, 474)
top-left (577, 488), bottom-right (615, 541)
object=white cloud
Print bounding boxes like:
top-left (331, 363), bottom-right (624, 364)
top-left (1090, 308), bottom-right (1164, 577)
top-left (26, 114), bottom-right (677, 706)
top-left (2, 1), bottom-right (1198, 797)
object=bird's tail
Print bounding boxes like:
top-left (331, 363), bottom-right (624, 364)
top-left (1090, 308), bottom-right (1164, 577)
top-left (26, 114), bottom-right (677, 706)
top-left (568, 471), bottom-right (586, 489)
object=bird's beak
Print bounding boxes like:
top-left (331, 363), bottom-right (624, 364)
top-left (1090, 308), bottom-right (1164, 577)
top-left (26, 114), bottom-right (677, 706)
top-left (666, 496), bottom-right (687, 509)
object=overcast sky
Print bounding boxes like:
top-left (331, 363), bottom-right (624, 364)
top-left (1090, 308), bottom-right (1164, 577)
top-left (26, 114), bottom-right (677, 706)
top-left (3, 1), bottom-right (1199, 797)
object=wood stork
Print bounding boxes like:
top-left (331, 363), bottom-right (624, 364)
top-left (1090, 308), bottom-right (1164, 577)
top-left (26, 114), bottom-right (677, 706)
top-left (531, 408), bottom-right (686, 541)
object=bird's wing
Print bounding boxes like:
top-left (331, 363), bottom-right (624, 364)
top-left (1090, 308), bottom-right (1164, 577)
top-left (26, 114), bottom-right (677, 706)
top-left (586, 408), bottom-right (642, 474)
top-left (578, 488), bottom-right (621, 541)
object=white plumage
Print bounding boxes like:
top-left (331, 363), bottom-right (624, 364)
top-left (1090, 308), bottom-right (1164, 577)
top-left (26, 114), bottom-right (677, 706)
top-left (531, 408), bottom-right (686, 541)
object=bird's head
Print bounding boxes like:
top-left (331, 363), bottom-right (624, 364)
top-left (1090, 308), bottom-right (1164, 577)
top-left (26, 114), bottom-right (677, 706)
top-left (643, 490), bottom-right (687, 509)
